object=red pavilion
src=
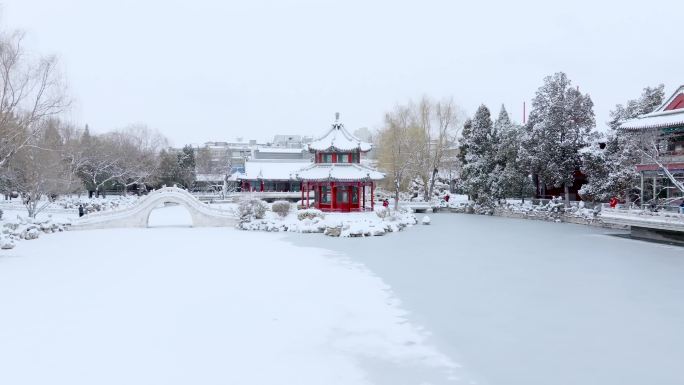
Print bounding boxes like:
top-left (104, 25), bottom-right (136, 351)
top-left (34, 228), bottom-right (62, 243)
top-left (295, 113), bottom-right (384, 212)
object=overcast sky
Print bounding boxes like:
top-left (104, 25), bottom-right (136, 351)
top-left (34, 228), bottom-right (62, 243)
top-left (2, 0), bottom-right (681, 145)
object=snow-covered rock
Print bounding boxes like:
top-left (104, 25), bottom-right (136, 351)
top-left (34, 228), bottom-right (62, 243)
top-left (0, 216), bottom-right (70, 249)
top-left (0, 235), bottom-right (14, 249)
top-left (239, 204), bottom-right (417, 238)
top-left (422, 215), bottom-right (431, 225)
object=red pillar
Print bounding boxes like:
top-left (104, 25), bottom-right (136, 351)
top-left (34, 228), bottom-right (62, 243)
top-left (301, 184), bottom-right (304, 206)
top-left (306, 184), bottom-right (310, 209)
top-left (331, 181), bottom-right (336, 211)
top-left (362, 184), bottom-right (366, 210)
top-left (371, 182), bottom-right (374, 210)
top-left (260, 180), bottom-right (264, 192)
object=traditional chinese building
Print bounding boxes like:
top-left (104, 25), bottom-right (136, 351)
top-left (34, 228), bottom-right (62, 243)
top-left (235, 160), bottom-right (309, 192)
top-left (619, 85), bottom-right (684, 207)
top-left (295, 113), bottom-right (384, 212)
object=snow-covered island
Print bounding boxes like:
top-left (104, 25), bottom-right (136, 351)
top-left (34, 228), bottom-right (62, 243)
top-left (234, 199), bottom-right (417, 237)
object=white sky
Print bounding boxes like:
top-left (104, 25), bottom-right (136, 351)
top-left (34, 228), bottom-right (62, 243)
top-left (1, 0), bottom-right (681, 145)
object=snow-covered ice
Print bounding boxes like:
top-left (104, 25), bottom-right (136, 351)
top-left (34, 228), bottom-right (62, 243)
top-left (288, 213), bottom-right (684, 385)
top-left (0, 205), bottom-right (462, 385)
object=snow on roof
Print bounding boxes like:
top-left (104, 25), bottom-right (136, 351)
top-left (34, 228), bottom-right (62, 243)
top-left (619, 108), bottom-right (684, 130)
top-left (308, 114), bottom-right (372, 152)
top-left (294, 163), bottom-right (384, 182)
top-left (256, 147), bottom-right (306, 153)
top-left (620, 85), bottom-right (684, 130)
top-left (239, 160), bottom-right (312, 180)
top-left (195, 173), bottom-right (226, 182)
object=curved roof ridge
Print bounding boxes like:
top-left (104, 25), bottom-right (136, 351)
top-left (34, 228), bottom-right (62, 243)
top-left (308, 113), bottom-right (373, 152)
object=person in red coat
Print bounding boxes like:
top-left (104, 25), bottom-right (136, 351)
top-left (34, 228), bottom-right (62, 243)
top-left (382, 199), bottom-right (389, 208)
top-left (444, 194), bottom-right (450, 203)
top-left (609, 197), bottom-right (618, 208)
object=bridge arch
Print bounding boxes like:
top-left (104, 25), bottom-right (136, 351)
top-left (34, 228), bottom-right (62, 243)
top-left (71, 187), bottom-right (237, 230)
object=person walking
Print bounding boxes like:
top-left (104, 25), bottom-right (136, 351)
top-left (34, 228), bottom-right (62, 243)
top-left (78, 204), bottom-right (85, 217)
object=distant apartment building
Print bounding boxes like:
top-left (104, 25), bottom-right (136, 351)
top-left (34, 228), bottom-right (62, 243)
top-left (192, 135), bottom-right (312, 192)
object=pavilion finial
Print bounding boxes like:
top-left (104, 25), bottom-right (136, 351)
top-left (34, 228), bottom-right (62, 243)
top-left (335, 112), bottom-right (340, 122)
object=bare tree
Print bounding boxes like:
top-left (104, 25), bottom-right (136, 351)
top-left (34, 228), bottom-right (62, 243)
top-left (2, 119), bottom-right (81, 217)
top-left (0, 30), bottom-right (69, 167)
top-left (415, 97), bottom-right (459, 201)
top-left (109, 125), bottom-right (168, 193)
top-left (377, 105), bottom-right (419, 209)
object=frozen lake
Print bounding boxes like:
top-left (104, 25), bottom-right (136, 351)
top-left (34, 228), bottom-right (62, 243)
top-left (1, 206), bottom-right (682, 385)
top-left (287, 213), bottom-right (684, 385)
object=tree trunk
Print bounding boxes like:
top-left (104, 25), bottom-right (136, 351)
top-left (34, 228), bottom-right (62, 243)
top-left (520, 184), bottom-right (525, 204)
top-left (564, 183), bottom-right (570, 208)
top-left (427, 168), bottom-right (438, 203)
top-left (532, 173), bottom-right (540, 198)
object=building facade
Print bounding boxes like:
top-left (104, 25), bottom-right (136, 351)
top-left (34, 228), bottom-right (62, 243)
top-left (619, 85), bottom-right (684, 207)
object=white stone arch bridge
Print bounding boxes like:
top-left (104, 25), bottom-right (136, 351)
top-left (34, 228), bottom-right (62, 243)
top-left (70, 187), bottom-right (237, 230)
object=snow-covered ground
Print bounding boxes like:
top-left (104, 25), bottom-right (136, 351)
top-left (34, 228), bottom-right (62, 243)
top-left (0, 205), bottom-right (465, 385)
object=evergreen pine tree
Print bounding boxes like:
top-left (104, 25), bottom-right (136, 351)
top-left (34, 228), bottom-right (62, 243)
top-left (494, 105), bottom-right (534, 201)
top-left (461, 105), bottom-right (500, 205)
top-left (525, 72), bottom-right (596, 206)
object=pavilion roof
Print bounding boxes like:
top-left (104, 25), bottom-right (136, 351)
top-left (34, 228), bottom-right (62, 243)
top-left (294, 163), bottom-right (384, 182)
top-left (308, 114), bottom-right (372, 152)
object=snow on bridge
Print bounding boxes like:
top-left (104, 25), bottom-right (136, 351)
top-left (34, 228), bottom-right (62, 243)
top-left (601, 207), bottom-right (684, 245)
top-left (70, 187), bottom-right (237, 230)
top-left (400, 201), bottom-right (440, 213)
top-left (601, 208), bottom-right (684, 232)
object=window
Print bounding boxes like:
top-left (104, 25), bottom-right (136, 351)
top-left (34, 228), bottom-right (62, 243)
top-left (351, 187), bottom-right (358, 203)
top-left (320, 186), bottom-right (331, 203)
top-left (323, 154), bottom-right (333, 163)
top-left (352, 152), bottom-right (360, 163)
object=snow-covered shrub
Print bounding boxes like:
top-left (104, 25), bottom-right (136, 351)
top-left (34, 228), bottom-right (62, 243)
top-left (237, 200), bottom-right (254, 220)
top-left (375, 207), bottom-right (389, 219)
top-left (0, 235), bottom-right (14, 249)
top-left (297, 209), bottom-right (325, 221)
top-left (237, 199), bottom-right (268, 221)
top-left (421, 215), bottom-right (431, 225)
top-left (0, 208), bottom-right (3, 220)
top-left (271, 201), bottom-right (291, 217)
top-left (252, 200), bottom-right (267, 219)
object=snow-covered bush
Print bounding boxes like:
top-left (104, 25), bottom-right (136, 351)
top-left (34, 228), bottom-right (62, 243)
top-left (375, 207), bottom-right (389, 219)
top-left (271, 201), bottom-right (291, 218)
top-left (421, 215), bottom-right (431, 225)
top-left (237, 200), bottom-right (254, 220)
top-left (297, 209), bottom-right (325, 221)
top-left (252, 200), bottom-right (267, 219)
top-left (0, 208), bottom-right (3, 220)
top-left (0, 235), bottom-right (14, 249)
top-left (237, 199), bottom-right (268, 221)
